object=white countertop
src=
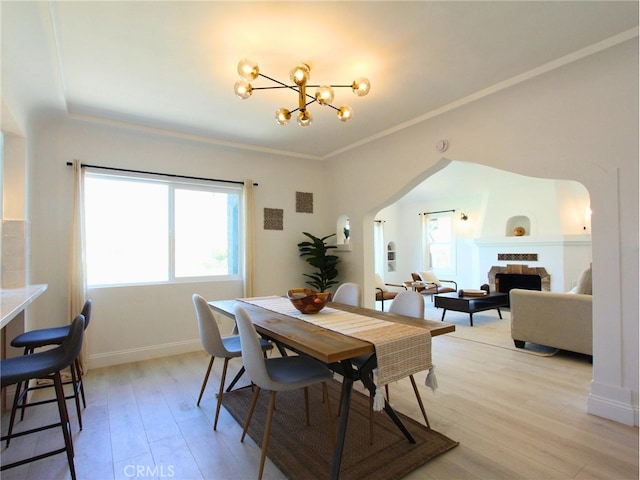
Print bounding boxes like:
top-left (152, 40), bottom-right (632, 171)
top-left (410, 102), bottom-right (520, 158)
top-left (0, 284), bottom-right (48, 329)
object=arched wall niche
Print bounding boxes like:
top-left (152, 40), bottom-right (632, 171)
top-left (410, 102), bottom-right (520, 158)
top-left (336, 214), bottom-right (350, 245)
top-left (506, 215), bottom-right (531, 236)
top-left (387, 241), bottom-right (396, 272)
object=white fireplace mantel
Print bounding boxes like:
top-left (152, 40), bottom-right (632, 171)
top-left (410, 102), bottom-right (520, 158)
top-left (474, 234), bottom-right (591, 248)
top-left (475, 234), bottom-right (592, 293)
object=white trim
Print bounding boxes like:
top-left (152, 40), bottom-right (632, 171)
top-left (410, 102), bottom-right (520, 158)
top-left (323, 28), bottom-right (640, 160)
top-left (475, 235), bottom-right (592, 247)
top-left (88, 339), bottom-right (202, 370)
top-left (587, 381), bottom-right (637, 426)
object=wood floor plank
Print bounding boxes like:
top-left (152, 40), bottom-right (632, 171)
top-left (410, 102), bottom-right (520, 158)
top-left (1, 312), bottom-right (638, 480)
top-left (148, 433), bottom-right (203, 479)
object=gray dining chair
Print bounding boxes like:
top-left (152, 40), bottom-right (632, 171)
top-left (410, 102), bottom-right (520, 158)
top-left (234, 305), bottom-right (335, 480)
top-left (332, 282), bottom-right (362, 307)
top-left (192, 294), bottom-right (272, 430)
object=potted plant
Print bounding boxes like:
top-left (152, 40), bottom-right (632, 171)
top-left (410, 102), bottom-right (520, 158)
top-left (297, 232), bottom-right (340, 292)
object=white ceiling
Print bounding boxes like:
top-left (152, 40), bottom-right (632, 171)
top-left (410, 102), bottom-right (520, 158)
top-left (398, 160), bottom-right (536, 204)
top-left (33, 1), bottom-right (637, 161)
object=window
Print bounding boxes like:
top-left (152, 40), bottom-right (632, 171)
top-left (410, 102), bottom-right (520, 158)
top-left (421, 211), bottom-right (456, 275)
top-left (84, 170), bottom-right (242, 286)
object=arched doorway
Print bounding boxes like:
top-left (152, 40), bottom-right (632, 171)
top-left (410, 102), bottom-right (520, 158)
top-left (371, 159), bottom-right (592, 293)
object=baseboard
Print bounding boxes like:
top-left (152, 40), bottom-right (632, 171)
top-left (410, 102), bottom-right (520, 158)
top-left (87, 339), bottom-right (201, 370)
top-left (587, 381), bottom-right (638, 426)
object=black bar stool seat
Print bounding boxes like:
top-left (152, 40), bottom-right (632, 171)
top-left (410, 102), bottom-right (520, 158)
top-left (11, 324), bottom-right (72, 350)
top-left (9, 300), bottom-right (91, 430)
top-left (1, 315), bottom-right (85, 480)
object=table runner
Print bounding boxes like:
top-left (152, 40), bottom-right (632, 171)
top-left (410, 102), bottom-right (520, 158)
top-left (238, 296), bottom-right (435, 408)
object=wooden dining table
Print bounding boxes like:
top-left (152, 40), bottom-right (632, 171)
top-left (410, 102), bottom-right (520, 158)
top-left (208, 299), bottom-right (455, 480)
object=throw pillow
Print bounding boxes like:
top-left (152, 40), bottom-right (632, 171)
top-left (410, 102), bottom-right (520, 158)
top-left (574, 264), bottom-right (593, 295)
top-left (420, 270), bottom-right (441, 287)
top-left (375, 273), bottom-right (388, 292)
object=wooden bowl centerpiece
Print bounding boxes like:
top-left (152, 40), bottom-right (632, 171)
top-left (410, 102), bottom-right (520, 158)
top-left (287, 288), bottom-right (331, 314)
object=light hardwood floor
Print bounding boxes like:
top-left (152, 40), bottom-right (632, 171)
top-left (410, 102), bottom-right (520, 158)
top-left (1, 309), bottom-right (638, 480)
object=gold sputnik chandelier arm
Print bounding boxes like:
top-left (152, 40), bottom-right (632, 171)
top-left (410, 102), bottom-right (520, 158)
top-left (233, 58), bottom-right (370, 127)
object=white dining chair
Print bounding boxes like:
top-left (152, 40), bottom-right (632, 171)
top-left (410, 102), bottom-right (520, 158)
top-left (387, 290), bottom-right (430, 424)
top-left (234, 305), bottom-right (335, 480)
top-left (389, 289), bottom-right (425, 318)
top-left (340, 289), bottom-right (430, 444)
top-left (332, 282), bottom-right (362, 307)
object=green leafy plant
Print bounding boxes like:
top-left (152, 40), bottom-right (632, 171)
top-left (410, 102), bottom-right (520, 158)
top-left (297, 232), bottom-right (340, 292)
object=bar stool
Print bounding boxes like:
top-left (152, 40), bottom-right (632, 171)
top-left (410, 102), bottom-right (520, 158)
top-left (1, 315), bottom-right (85, 480)
top-left (8, 300), bottom-right (91, 432)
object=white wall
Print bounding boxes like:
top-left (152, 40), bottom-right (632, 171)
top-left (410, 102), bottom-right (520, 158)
top-left (374, 171), bottom-right (591, 293)
top-left (2, 3), bottom-right (637, 426)
top-left (325, 39), bottom-right (639, 425)
top-left (27, 119), bottom-right (330, 368)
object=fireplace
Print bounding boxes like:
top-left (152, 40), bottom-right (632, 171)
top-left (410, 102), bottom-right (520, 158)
top-left (488, 265), bottom-right (550, 306)
top-left (495, 272), bottom-right (541, 291)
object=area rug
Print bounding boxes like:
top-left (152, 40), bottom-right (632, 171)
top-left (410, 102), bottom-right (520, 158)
top-left (222, 379), bottom-right (458, 480)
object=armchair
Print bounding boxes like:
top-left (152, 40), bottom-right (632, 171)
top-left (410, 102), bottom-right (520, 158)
top-left (409, 271), bottom-right (457, 301)
top-left (374, 273), bottom-right (407, 310)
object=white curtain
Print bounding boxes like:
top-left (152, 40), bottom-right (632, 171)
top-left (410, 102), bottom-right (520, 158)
top-left (243, 180), bottom-right (255, 297)
top-left (374, 220), bottom-right (385, 276)
top-left (421, 213), bottom-right (431, 270)
top-left (70, 160), bottom-right (88, 371)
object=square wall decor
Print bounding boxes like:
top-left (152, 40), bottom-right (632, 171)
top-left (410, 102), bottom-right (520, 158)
top-left (264, 208), bottom-right (284, 230)
top-left (296, 192), bottom-right (313, 213)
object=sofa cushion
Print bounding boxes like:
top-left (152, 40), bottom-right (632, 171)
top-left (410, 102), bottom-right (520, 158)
top-left (573, 264), bottom-right (592, 295)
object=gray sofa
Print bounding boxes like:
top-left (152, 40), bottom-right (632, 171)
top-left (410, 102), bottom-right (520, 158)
top-left (510, 289), bottom-right (593, 356)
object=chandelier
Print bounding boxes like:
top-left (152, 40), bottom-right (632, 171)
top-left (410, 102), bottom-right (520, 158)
top-left (233, 59), bottom-right (370, 127)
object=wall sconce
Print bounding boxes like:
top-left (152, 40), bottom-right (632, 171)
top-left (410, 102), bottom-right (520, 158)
top-left (460, 212), bottom-right (468, 221)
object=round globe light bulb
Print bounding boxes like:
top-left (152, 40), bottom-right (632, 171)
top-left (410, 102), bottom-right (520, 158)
top-left (290, 63), bottom-right (310, 86)
top-left (352, 77), bottom-right (371, 97)
top-left (337, 105), bottom-right (353, 122)
top-left (234, 80), bottom-right (253, 100)
top-left (275, 108), bottom-right (291, 125)
top-left (315, 85), bottom-right (335, 106)
top-left (297, 110), bottom-right (313, 127)
top-left (237, 58), bottom-right (259, 81)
